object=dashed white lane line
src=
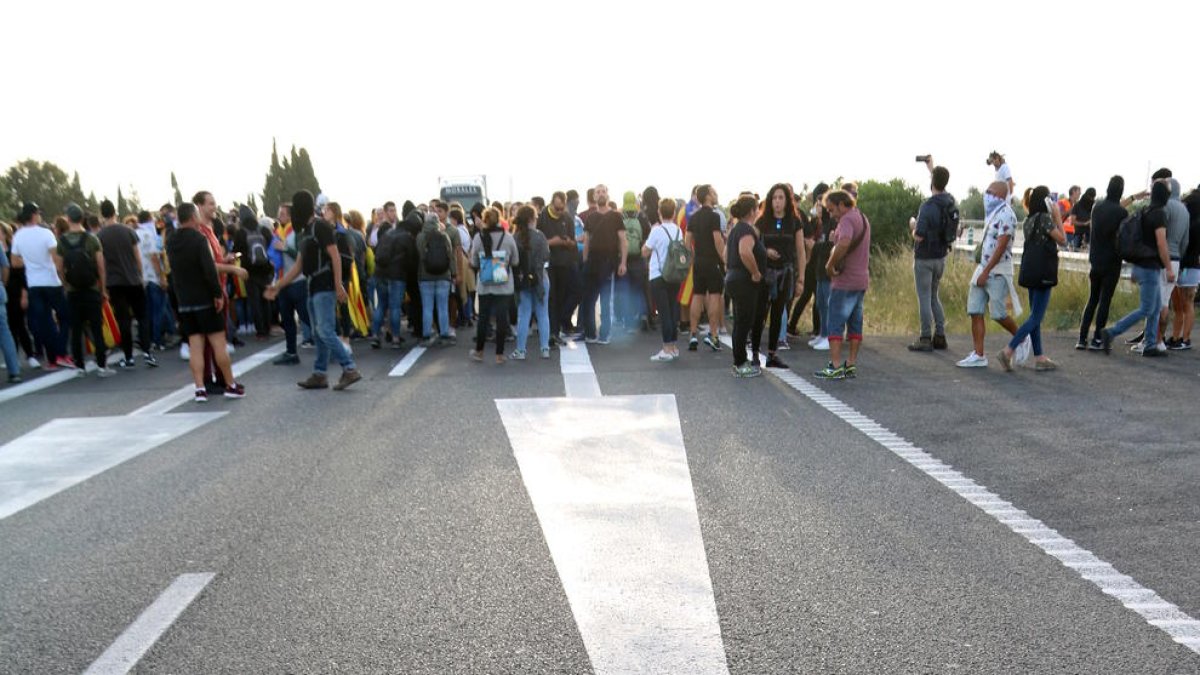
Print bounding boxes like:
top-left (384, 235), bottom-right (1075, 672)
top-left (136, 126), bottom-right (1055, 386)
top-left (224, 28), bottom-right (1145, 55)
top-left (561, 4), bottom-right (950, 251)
top-left (558, 339), bottom-right (601, 398)
top-left (499, 337), bottom-right (728, 673)
top-left (388, 346), bottom-right (427, 377)
top-left (129, 343), bottom-right (287, 416)
top-left (761, 365), bottom-right (1200, 655)
top-left (82, 573), bottom-right (215, 675)
top-left (0, 369), bottom-right (76, 405)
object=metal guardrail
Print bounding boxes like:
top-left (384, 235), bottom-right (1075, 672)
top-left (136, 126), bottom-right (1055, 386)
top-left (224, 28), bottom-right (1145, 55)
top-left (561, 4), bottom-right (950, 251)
top-left (952, 220), bottom-right (1125, 278)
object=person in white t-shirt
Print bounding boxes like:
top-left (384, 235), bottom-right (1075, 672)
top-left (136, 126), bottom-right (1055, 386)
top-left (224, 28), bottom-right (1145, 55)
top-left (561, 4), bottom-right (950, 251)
top-left (642, 198), bottom-right (684, 362)
top-left (136, 211), bottom-right (169, 350)
top-left (987, 151), bottom-right (1014, 198)
top-left (10, 202), bottom-right (71, 369)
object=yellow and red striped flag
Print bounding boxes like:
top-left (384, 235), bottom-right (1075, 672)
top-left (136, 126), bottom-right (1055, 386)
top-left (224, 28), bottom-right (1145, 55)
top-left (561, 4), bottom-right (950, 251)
top-left (347, 263), bottom-right (370, 336)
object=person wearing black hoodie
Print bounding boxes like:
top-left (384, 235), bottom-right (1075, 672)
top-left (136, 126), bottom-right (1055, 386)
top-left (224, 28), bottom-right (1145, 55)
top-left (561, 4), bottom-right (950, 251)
top-left (1099, 181), bottom-right (1173, 357)
top-left (1078, 176), bottom-right (1127, 350)
top-left (401, 200), bottom-right (425, 336)
top-left (907, 165), bottom-right (957, 352)
top-left (233, 204), bottom-right (275, 339)
top-left (1070, 187), bottom-right (1097, 250)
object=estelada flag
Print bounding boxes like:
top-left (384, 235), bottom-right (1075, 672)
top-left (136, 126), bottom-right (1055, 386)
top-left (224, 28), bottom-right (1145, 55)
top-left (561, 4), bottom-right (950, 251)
top-left (101, 300), bottom-right (121, 348)
top-left (231, 262), bottom-right (248, 299)
top-left (348, 263), bottom-right (370, 336)
top-left (677, 203), bottom-right (694, 306)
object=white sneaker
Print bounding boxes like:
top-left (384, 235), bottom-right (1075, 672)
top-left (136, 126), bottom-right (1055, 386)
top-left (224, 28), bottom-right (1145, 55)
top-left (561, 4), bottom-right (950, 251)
top-left (84, 360), bottom-right (98, 374)
top-left (811, 337), bottom-right (830, 351)
top-left (180, 343), bottom-right (190, 360)
top-left (1014, 336), bottom-right (1032, 365)
top-left (1157, 341), bottom-right (1168, 352)
top-left (651, 350), bottom-right (674, 362)
top-left (807, 336), bottom-right (821, 347)
top-left (226, 343), bottom-right (236, 355)
top-left (956, 352), bottom-right (989, 368)
top-left (1130, 342), bottom-right (1144, 354)
top-left (95, 367), bottom-right (117, 378)
top-left (27, 356), bottom-right (41, 369)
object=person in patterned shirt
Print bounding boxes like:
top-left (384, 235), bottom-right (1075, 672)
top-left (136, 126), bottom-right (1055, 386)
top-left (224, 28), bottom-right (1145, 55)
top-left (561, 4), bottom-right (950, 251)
top-left (958, 181), bottom-right (1027, 368)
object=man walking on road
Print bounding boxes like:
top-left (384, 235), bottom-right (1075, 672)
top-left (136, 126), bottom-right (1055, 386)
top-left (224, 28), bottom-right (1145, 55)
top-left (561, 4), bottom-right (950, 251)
top-left (685, 184), bottom-right (726, 352)
top-left (266, 190), bottom-right (362, 391)
top-left (957, 181), bottom-right (1027, 368)
top-left (98, 199), bottom-right (156, 368)
top-left (580, 184), bottom-right (627, 344)
top-left (815, 190), bottom-right (870, 380)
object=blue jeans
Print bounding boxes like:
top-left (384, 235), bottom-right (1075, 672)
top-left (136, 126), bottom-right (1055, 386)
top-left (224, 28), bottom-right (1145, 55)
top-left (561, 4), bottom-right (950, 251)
top-left (279, 280), bottom-right (311, 354)
top-left (145, 283), bottom-right (168, 346)
top-left (814, 279), bottom-right (832, 338)
top-left (307, 290), bottom-right (355, 375)
top-left (826, 288), bottom-right (865, 341)
top-left (517, 283), bottom-right (550, 352)
top-left (0, 285), bottom-right (19, 376)
top-left (1107, 265), bottom-right (1162, 347)
top-left (617, 258), bottom-right (646, 327)
top-left (419, 279), bottom-right (451, 338)
top-left (582, 259), bottom-right (615, 340)
top-left (27, 286), bottom-right (69, 361)
top-left (372, 278), bottom-right (407, 339)
top-left (1009, 287), bottom-right (1052, 355)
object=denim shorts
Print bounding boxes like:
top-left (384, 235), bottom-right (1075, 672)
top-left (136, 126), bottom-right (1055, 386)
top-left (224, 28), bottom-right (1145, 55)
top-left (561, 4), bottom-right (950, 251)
top-left (1176, 265), bottom-right (1199, 289)
top-left (826, 289), bottom-right (865, 341)
top-left (967, 274), bottom-right (1011, 320)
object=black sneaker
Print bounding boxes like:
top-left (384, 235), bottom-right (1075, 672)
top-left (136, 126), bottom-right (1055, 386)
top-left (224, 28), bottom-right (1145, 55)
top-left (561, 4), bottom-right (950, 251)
top-left (371, 339), bottom-right (382, 350)
top-left (907, 337), bottom-right (933, 352)
top-left (765, 355), bottom-right (789, 369)
top-left (1125, 331), bottom-right (1144, 345)
top-left (704, 335), bottom-right (722, 351)
top-left (1167, 338), bottom-right (1189, 351)
top-left (1074, 340), bottom-right (1088, 351)
top-left (194, 388), bottom-right (208, 403)
top-left (1143, 346), bottom-right (1168, 358)
top-left (931, 335), bottom-right (948, 350)
top-left (1087, 338), bottom-right (1105, 351)
top-left (844, 362), bottom-right (857, 379)
top-left (224, 383), bottom-right (246, 398)
top-left (143, 352), bottom-right (159, 368)
top-left (688, 336), bottom-right (699, 352)
top-left (1176, 339), bottom-right (1192, 351)
top-left (273, 352), bottom-right (300, 365)
top-left (8, 374), bottom-right (23, 384)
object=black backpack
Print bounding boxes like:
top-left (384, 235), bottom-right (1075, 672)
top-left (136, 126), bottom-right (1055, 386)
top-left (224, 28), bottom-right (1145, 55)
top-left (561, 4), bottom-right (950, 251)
top-left (423, 231), bottom-right (451, 275)
top-left (939, 199), bottom-right (961, 248)
top-left (1118, 207), bottom-right (1158, 264)
top-left (62, 234), bottom-right (98, 289)
top-left (245, 227), bottom-right (271, 269)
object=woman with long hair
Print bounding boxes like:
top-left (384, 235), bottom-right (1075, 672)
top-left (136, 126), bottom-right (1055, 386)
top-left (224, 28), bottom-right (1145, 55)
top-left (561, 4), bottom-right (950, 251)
top-left (468, 207), bottom-right (520, 363)
top-left (510, 205), bottom-right (551, 359)
top-left (998, 186), bottom-right (1065, 372)
top-left (753, 183), bottom-right (806, 369)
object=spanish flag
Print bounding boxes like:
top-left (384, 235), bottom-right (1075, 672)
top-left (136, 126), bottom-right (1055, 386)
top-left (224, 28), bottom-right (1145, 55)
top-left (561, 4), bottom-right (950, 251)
top-left (85, 301), bottom-right (122, 354)
top-left (348, 263), bottom-right (370, 336)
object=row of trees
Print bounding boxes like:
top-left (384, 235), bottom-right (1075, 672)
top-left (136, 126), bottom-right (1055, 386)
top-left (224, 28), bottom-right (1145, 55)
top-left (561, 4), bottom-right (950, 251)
top-left (1, 139), bottom-right (322, 224)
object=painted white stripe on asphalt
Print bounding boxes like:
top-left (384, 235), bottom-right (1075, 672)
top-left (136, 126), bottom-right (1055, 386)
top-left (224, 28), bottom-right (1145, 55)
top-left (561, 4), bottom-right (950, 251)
top-left (756, 364), bottom-right (1200, 656)
top-left (388, 346), bottom-right (427, 377)
top-left (497, 394), bottom-right (729, 674)
top-left (559, 340), bottom-right (601, 398)
top-left (0, 413), bottom-right (224, 520)
top-left (83, 573), bottom-right (215, 675)
top-left (0, 369), bottom-right (77, 405)
top-left (129, 343), bottom-right (286, 416)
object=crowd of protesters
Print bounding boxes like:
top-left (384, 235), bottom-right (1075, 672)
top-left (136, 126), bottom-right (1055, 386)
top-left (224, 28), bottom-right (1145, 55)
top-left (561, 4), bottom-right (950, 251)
top-left (2, 161), bottom-right (1198, 396)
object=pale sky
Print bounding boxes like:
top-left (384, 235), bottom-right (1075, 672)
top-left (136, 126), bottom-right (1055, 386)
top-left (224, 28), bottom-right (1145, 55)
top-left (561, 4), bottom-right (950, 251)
top-left (5, 0), bottom-right (1197, 214)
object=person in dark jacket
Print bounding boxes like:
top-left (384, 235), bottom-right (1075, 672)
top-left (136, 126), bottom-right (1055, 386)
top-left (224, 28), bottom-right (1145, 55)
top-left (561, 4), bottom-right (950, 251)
top-left (908, 164), bottom-right (957, 352)
top-left (1070, 187), bottom-right (1097, 250)
top-left (370, 224), bottom-right (415, 349)
top-left (537, 191), bottom-right (576, 345)
top-left (401, 200), bottom-right (425, 335)
top-left (167, 203), bottom-right (244, 401)
top-left (1078, 176), bottom-right (1127, 350)
top-left (233, 205), bottom-right (274, 338)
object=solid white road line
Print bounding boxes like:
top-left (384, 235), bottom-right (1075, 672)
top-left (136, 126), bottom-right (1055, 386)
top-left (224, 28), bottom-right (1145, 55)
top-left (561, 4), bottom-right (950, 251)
top-left (558, 339), bottom-right (601, 398)
top-left (0, 369), bottom-right (77, 405)
top-left (760, 366), bottom-right (1200, 656)
top-left (129, 343), bottom-right (287, 416)
top-left (497, 394), bottom-right (729, 675)
top-left (0, 413), bottom-right (225, 521)
top-left (388, 346), bottom-right (427, 377)
top-left (82, 573), bottom-right (215, 675)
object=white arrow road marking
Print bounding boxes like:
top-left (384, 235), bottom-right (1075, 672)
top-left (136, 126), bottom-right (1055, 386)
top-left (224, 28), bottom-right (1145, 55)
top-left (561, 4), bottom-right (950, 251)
top-left (82, 573), bottom-right (215, 675)
top-left (493, 339), bottom-right (729, 674)
top-left (0, 413), bottom-right (226, 520)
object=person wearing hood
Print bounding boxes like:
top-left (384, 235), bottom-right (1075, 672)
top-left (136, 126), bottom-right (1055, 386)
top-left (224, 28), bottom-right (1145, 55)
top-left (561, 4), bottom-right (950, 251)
top-left (416, 212), bottom-right (456, 347)
top-left (401, 200), bottom-right (425, 336)
top-left (1078, 176), bottom-right (1127, 350)
top-left (1099, 181), bottom-right (1173, 357)
top-left (232, 204), bottom-right (274, 340)
top-left (1156, 178), bottom-right (1191, 351)
top-left (1168, 187), bottom-right (1200, 350)
top-left (1070, 187), bottom-right (1097, 250)
top-left (908, 163), bottom-right (957, 352)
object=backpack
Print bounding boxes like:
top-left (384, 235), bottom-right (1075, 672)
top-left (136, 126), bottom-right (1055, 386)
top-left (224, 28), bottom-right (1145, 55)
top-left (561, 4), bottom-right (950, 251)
top-left (659, 226), bottom-right (692, 284)
top-left (478, 231), bottom-right (509, 285)
top-left (312, 226), bottom-right (355, 280)
top-left (62, 234), bottom-right (98, 289)
top-left (939, 199), bottom-right (961, 248)
top-left (1118, 207), bottom-right (1158, 264)
top-left (246, 227), bottom-right (270, 269)
top-left (512, 236), bottom-right (538, 291)
top-left (423, 231), bottom-right (451, 275)
top-left (623, 215), bottom-right (644, 258)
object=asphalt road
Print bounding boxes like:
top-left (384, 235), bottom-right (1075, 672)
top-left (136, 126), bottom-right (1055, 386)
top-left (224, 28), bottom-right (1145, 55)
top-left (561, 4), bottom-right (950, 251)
top-left (1, 326), bottom-right (1198, 674)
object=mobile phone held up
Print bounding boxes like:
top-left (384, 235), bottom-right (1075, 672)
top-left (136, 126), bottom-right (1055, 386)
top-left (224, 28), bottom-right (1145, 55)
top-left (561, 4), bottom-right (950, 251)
top-left (915, 155), bottom-right (931, 163)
